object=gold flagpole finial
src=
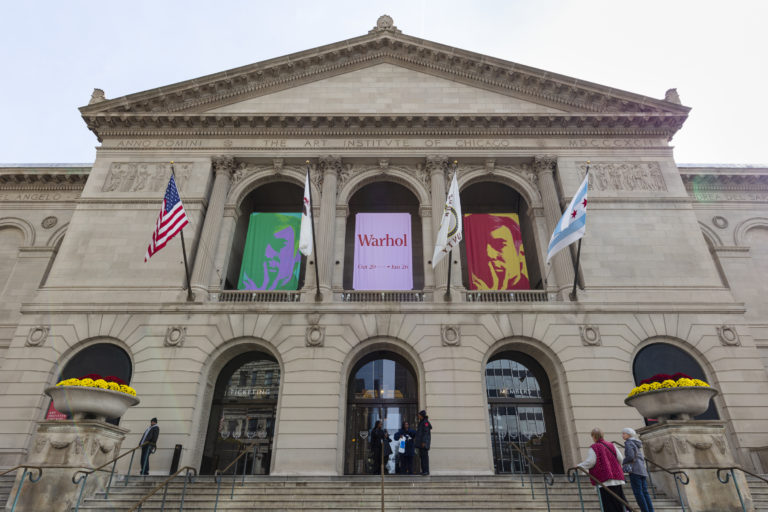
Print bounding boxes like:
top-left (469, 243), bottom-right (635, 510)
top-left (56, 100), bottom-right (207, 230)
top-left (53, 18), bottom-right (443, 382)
top-left (170, 160), bottom-right (174, 164)
top-left (305, 160), bottom-right (311, 165)
top-left (586, 160), bottom-right (591, 165)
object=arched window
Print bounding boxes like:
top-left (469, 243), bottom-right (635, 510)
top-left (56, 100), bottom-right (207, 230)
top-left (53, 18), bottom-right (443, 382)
top-left (486, 352), bottom-right (562, 473)
top-left (201, 351), bottom-right (280, 475)
top-left (225, 182), bottom-right (305, 291)
top-left (54, 343), bottom-right (132, 424)
top-left (344, 182), bottom-right (424, 291)
top-left (345, 351), bottom-right (418, 475)
top-left (633, 343), bottom-right (719, 420)
top-left (461, 182), bottom-right (542, 291)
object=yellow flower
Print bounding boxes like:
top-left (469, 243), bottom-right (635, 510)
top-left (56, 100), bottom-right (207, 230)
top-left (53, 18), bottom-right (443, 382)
top-left (660, 379), bottom-right (677, 388)
top-left (648, 382), bottom-right (662, 391)
top-left (80, 378), bottom-right (95, 387)
top-left (107, 382), bottom-right (121, 391)
top-left (677, 378), bottom-right (695, 387)
top-left (94, 379), bottom-right (109, 389)
top-left (692, 379), bottom-right (709, 387)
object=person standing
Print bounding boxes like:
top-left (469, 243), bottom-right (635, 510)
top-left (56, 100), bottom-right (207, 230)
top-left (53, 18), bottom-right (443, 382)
top-left (139, 418), bottom-right (159, 475)
top-left (578, 427), bottom-right (628, 512)
top-left (414, 410), bottom-right (432, 476)
top-left (370, 420), bottom-right (390, 474)
top-left (622, 427), bottom-right (654, 512)
top-left (394, 421), bottom-right (416, 474)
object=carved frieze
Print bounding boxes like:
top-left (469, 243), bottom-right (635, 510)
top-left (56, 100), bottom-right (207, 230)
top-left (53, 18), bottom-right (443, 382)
top-left (581, 162), bottom-right (666, 192)
top-left (102, 162), bottom-right (191, 193)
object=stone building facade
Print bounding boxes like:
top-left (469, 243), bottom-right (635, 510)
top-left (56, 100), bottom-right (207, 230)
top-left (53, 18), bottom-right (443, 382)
top-left (1, 16), bottom-right (767, 476)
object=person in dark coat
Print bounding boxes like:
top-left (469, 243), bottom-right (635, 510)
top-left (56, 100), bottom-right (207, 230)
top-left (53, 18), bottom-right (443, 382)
top-left (139, 418), bottom-right (159, 475)
top-left (414, 410), bottom-right (432, 476)
top-left (370, 420), bottom-right (390, 474)
top-left (394, 421), bottom-right (417, 474)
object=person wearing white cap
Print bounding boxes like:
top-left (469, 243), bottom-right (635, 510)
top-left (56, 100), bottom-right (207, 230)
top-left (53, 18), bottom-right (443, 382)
top-left (622, 427), bottom-right (654, 512)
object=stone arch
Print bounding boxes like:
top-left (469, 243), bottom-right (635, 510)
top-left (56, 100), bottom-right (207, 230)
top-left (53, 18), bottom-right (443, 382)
top-left (47, 336), bottom-right (135, 388)
top-left (191, 337), bottom-right (285, 473)
top-left (459, 167), bottom-right (543, 210)
top-left (226, 167), bottom-right (317, 209)
top-left (699, 222), bottom-right (723, 248)
top-left (0, 217), bottom-right (35, 246)
top-left (336, 336), bottom-right (426, 474)
top-left (734, 217), bottom-right (768, 247)
top-left (46, 223), bottom-right (68, 248)
top-left (337, 167), bottom-right (429, 206)
top-left (482, 336), bottom-right (577, 468)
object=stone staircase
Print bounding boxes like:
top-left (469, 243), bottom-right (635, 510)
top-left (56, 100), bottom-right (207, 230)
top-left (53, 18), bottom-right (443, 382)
top-left (0, 474), bottom-right (16, 510)
top-left (747, 474), bottom-right (768, 511)
top-left (73, 474), bottom-right (687, 511)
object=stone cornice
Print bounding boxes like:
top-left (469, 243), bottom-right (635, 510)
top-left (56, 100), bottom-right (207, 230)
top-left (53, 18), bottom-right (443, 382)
top-left (680, 172), bottom-right (768, 191)
top-left (0, 168), bottom-right (89, 190)
top-left (82, 112), bottom-right (686, 142)
top-left (80, 22), bottom-right (689, 142)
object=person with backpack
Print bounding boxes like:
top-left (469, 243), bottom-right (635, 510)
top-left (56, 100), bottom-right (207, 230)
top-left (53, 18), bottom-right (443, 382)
top-left (622, 427), bottom-right (654, 512)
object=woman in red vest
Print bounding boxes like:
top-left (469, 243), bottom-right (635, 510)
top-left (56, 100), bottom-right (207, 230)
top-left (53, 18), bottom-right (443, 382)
top-left (578, 427), bottom-right (629, 512)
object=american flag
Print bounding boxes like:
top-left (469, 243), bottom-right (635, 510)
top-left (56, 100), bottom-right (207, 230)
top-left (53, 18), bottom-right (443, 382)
top-left (144, 174), bottom-right (189, 262)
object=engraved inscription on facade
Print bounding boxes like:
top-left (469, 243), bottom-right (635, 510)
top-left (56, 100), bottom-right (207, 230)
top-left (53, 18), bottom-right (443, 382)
top-left (581, 162), bottom-right (666, 192)
top-left (101, 163), bottom-right (192, 193)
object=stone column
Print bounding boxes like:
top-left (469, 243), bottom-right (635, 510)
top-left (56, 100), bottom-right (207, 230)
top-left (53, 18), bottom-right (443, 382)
top-left (11, 420), bottom-right (127, 512)
top-left (332, 206), bottom-right (347, 291)
top-left (420, 206), bottom-right (435, 290)
top-left (534, 155), bottom-right (574, 296)
top-left (427, 155), bottom-right (450, 300)
top-left (210, 205), bottom-right (238, 292)
top-left (190, 155), bottom-right (234, 300)
top-left (640, 421), bottom-right (753, 512)
top-left (317, 156), bottom-right (341, 301)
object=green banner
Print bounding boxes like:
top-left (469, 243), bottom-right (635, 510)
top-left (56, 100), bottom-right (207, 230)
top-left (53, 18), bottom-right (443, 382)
top-left (238, 213), bottom-right (302, 290)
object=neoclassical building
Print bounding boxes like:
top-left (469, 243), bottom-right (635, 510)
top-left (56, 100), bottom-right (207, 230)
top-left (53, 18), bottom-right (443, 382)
top-left (1, 16), bottom-right (768, 477)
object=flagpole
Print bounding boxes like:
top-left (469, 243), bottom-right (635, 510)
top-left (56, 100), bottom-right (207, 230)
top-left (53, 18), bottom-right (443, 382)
top-left (170, 162), bottom-right (194, 302)
top-left (568, 162), bottom-right (589, 302)
top-left (443, 161), bottom-right (458, 302)
top-left (306, 161), bottom-right (322, 302)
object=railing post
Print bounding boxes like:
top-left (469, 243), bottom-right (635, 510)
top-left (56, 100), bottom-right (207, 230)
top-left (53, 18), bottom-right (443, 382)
top-left (595, 484), bottom-right (606, 512)
top-left (125, 448), bottom-right (137, 486)
top-left (160, 479), bottom-right (169, 512)
top-left (526, 446), bottom-right (535, 499)
top-left (673, 473), bottom-right (688, 512)
top-left (178, 469), bottom-right (193, 512)
top-left (72, 473), bottom-right (88, 512)
top-left (10, 468), bottom-right (42, 512)
top-left (105, 457), bottom-right (118, 499)
top-left (717, 468), bottom-right (746, 512)
top-left (213, 472), bottom-right (222, 512)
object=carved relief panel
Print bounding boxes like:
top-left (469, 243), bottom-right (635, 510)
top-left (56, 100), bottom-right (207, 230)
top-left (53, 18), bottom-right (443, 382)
top-left (580, 162), bottom-right (666, 192)
top-left (101, 162), bottom-right (192, 193)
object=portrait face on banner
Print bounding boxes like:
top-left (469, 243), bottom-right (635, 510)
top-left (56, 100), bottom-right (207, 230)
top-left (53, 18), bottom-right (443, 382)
top-left (353, 213), bottom-right (413, 290)
top-left (464, 213), bottom-right (529, 290)
top-left (238, 212), bottom-right (302, 291)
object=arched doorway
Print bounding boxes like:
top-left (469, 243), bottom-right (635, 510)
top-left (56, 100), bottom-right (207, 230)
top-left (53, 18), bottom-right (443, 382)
top-left (633, 342), bottom-right (719, 421)
top-left (345, 351), bottom-right (418, 475)
top-left (486, 351), bottom-right (563, 473)
top-left (200, 351), bottom-right (280, 475)
top-left (52, 342), bottom-right (132, 425)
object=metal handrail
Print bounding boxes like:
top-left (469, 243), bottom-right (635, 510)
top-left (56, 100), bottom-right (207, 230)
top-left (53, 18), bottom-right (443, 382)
top-left (213, 445), bottom-right (257, 511)
top-left (613, 440), bottom-right (689, 511)
top-left (0, 466), bottom-right (43, 512)
top-left (567, 466), bottom-right (636, 512)
top-left (130, 466), bottom-right (197, 512)
top-left (507, 440), bottom-right (555, 510)
top-left (697, 464), bottom-right (768, 512)
top-left (72, 441), bottom-right (151, 511)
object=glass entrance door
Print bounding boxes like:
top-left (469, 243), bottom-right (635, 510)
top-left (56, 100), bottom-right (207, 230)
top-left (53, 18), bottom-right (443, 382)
top-left (345, 352), bottom-right (418, 475)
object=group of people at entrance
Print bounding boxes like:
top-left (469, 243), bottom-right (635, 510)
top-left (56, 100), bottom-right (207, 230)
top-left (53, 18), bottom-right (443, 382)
top-left (578, 427), bottom-right (654, 512)
top-left (370, 410), bottom-right (432, 476)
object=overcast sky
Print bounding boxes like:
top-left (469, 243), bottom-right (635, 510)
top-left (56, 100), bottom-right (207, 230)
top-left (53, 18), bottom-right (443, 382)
top-left (2, 0), bottom-right (765, 165)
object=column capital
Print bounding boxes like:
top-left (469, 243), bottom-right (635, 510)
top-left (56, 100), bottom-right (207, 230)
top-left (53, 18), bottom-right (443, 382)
top-left (533, 155), bottom-right (557, 174)
top-left (426, 155), bottom-right (450, 177)
top-left (212, 155), bottom-right (235, 177)
top-left (318, 155), bottom-right (343, 176)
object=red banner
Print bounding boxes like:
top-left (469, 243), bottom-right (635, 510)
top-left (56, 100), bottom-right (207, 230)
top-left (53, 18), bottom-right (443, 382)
top-left (45, 401), bottom-right (68, 420)
top-left (464, 213), bottom-right (529, 290)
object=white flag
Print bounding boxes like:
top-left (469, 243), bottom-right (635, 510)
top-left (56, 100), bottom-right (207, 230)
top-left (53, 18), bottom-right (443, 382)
top-left (546, 172), bottom-right (588, 264)
top-left (298, 171), bottom-right (313, 257)
top-left (432, 172), bottom-right (463, 267)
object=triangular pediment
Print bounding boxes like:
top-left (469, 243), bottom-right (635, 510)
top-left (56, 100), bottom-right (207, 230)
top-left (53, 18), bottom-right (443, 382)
top-left (204, 63), bottom-right (566, 115)
top-left (80, 17), bottom-right (690, 140)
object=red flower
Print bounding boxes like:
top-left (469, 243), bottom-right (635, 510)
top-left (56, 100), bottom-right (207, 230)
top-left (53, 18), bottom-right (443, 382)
top-left (639, 373), bottom-right (676, 385)
top-left (81, 373), bottom-right (103, 381)
top-left (103, 375), bottom-right (126, 385)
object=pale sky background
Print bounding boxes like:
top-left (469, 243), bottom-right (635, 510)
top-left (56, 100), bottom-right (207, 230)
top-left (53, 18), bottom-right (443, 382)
top-left (1, 0), bottom-right (765, 165)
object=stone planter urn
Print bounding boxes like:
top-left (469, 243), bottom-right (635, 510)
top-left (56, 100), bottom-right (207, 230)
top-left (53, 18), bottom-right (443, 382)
top-left (45, 385), bottom-right (139, 422)
top-left (624, 386), bottom-right (718, 422)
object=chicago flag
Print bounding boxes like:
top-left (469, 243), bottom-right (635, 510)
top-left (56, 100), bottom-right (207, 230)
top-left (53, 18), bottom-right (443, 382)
top-left (546, 172), bottom-right (588, 264)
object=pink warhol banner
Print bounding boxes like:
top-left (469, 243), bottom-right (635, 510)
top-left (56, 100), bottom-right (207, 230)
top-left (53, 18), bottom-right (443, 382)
top-left (353, 213), bottom-right (413, 290)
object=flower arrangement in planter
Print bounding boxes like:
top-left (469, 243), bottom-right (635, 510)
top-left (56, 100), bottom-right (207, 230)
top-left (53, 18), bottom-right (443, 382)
top-left (627, 372), bottom-right (710, 398)
top-left (625, 372), bottom-right (718, 422)
top-left (46, 373), bottom-right (140, 421)
top-left (55, 373), bottom-right (137, 397)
